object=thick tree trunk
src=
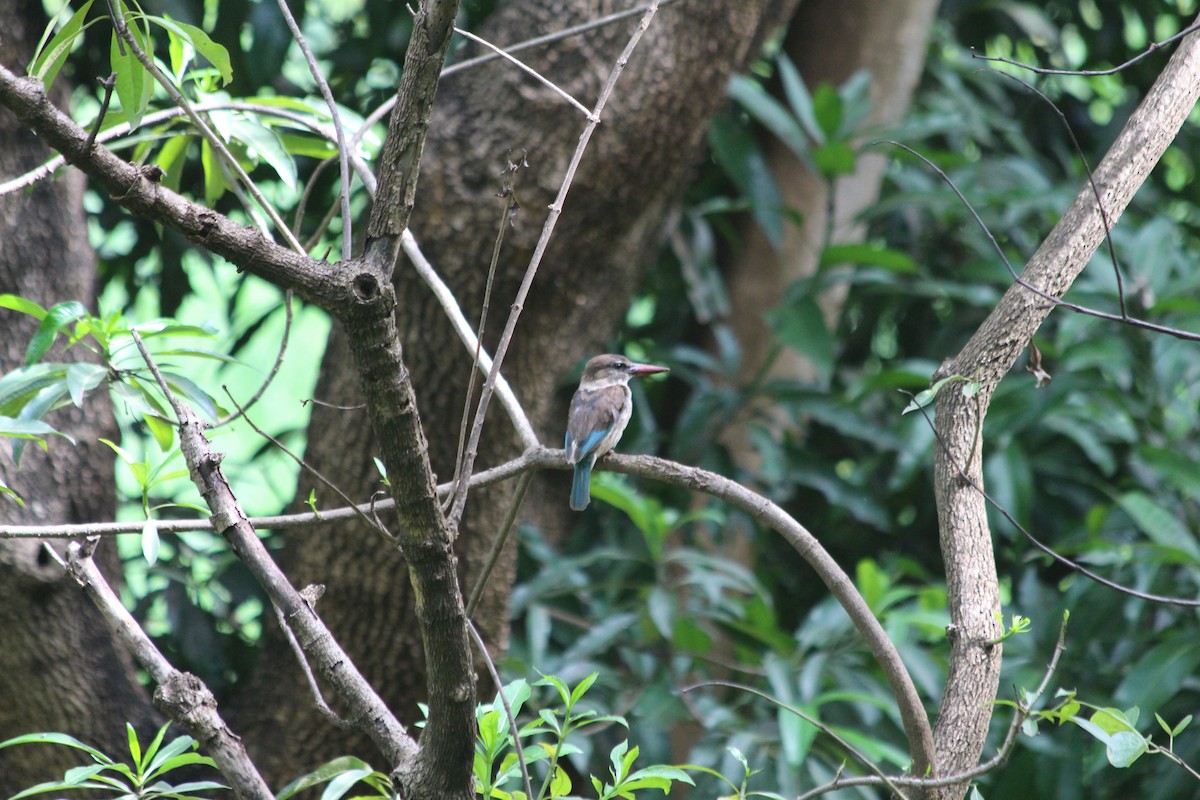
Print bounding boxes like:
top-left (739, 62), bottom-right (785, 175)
top-left (0, 1), bottom-right (156, 792)
top-left (230, 0), bottom-right (800, 781)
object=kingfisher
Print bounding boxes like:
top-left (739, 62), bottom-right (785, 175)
top-left (565, 353), bottom-right (670, 511)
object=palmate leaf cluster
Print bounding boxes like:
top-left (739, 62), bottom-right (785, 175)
top-left (5, 0), bottom-right (1200, 798)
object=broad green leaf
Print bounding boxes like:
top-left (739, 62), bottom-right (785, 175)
top-left (144, 413), bottom-right (175, 451)
top-left (708, 113), bottom-right (784, 247)
top-left (26, 301), bottom-right (89, 365)
top-left (275, 756), bottom-right (375, 800)
top-left (277, 132), bottom-right (339, 160)
top-left (110, 22), bottom-right (155, 131)
top-left (569, 672), bottom-right (599, 705)
top-left (728, 75), bottom-right (809, 158)
top-left (200, 138), bottom-right (229, 205)
top-left (1117, 491), bottom-right (1200, 563)
top-left (224, 115), bottom-right (297, 189)
top-left (549, 766), bottom-right (571, 797)
top-left (1115, 637), bottom-right (1200, 711)
top-left (146, 15), bottom-right (233, 85)
top-left (811, 83), bottom-right (843, 140)
top-left (141, 520), bottom-right (159, 565)
top-left (161, 371), bottom-right (222, 420)
top-left (764, 295), bottom-right (833, 383)
top-left (320, 767), bottom-right (373, 800)
top-left (28, 0), bottom-right (96, 89)
top-left (1105, 730), bottom-right (1148, 768)
top-left (66, 362), bottom-right (109, 407)
top-left (776, 53), bottom-right (822, 144)
top-left (155, 133), bottom-right (192, 192)
top-left (811, 141), bottom-right (856, 177)
top-left (0, 416), bottom-right (71, 442)
top-left (0, 731), bottom-right (114, 762)
top-left (126, 722), bottom-right (142, 768)
top-left (0, 293), bottom-right (48, 320)
top-left (820, 243), bottom-right (918, 274)
top-left (9, 381), bottom-right (72, 464)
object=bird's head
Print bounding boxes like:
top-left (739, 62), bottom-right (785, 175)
top-left (580, 354), bottom-right (670, 387)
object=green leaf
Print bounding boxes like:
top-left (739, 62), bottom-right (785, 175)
top-left (26, 301), bottom-right (89, 365)
top-left (66, 363), bottom-right (109, 407)
top-left (275, 757), bottom-right (375, 800)
top-left (1105, 730), bottom-right (1148, 768)
top-left (110, 21), bottom-right (155, 131)
top-left (811, 83), bottom-right (843, 140)
top-left (1117, 491), bottom-right (1200, 563)
top-left (146, 15), bottom-right (233, 85)
top-left (569, 672), bottom-right (598, 706)
top-left (820, 243), bottom-right (918, 274)
top-left (811, 141), bottom-right (857, 177)
top-left (776, 53), bottom-right (822, 144)
top-left (549, 766), bottom-right (571, 797)
top-left (142, 520), bottom-right (160, 565)
top-left (126, 722), bottom-right (143, 769)
top-left (200, 138), bottom-right (229, 205)
top-left (144, 413), bottom-right (176, 451)
top-left (320, 768), bottom-right (374, 800)
top-left (708, 113), bottom-right (784, 247)
top-left (28, 0), bottom-right (96, 89)
top-left (155, 134), bottom-right (192, 192)
top-left (728, 75), bottom-right (809, 158)
top-left (161, 371), bottom-right (221, 420)
top-left (0, 731), bottom-right (114, 763)
top-left (0, 416), bottom-right (70, 442)
top-left (764, 295), bottom-right (834, 383)
top-left (209, 111), bottom-right (296, 189)
top-left (0, 294), bottom-right (48, 320)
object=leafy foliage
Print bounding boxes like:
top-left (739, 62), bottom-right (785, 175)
top-left (6, 0), bottom-right (1200, 797)
top-left (0, 724), bottom-right (225, 800)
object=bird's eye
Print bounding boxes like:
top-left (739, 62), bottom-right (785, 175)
top-left (614, 361), bottom-right (628, 370)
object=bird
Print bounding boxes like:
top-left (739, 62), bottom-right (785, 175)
top-left (564, 353), bottom-right (669, 511)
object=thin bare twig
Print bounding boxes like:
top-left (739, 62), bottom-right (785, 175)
top-left (904, 391), bottom-right (1200, 607)
top-left (274, 0), bottom-right (354, 259)
top-left (875, 140), bottom-right (1200, 343)
top-left (448, 154), bottom-right (527, 515)
top-left (84, 74), bottom-right (117, 149)
top-left (215, 291), bottom-right (294, 427)
top-left (130, 330), bottom-right (417, 768)
top-left (971, 19), bottom-right (1200, 77)
top-left (223, 387), bottom-right (395, 542)
top-left (445, 0), bottom-right (662, 529)
top-left (402, 230), bottom-right (538, 448)
top-left (793, 613), bottom-right (1070, 799)
top-left (465, 472), bottom-right (533, 618)
top-left (684, 680), bottom-right (911, 800)
top-left (61, 540), bottom-right (275, 799)
top-left (992, 72), bottom-right (1126, 317)
top-left (271, 600), bottom-right (354, 730)
top-left (453, 26), bottom-right (590, 116)
top-left (467, 621), bottom-right (536, 800)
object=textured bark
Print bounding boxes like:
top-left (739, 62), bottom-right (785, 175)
top-left (928, 17), bottom-right (1200, 800)
top-left (230, 0), bottom-right (799, 781)
top-left (0, 1), bottom-right (156, 792)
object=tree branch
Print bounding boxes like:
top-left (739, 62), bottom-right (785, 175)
top-left (53, 541), bottom-right (273, 800)
top-left (928, 15), bottom-right (1200, 798)
top-left (131, 331), bottom-right (419, 773)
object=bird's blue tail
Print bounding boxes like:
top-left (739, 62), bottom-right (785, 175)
top-left (570, 459), bottom-right (593, 511)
